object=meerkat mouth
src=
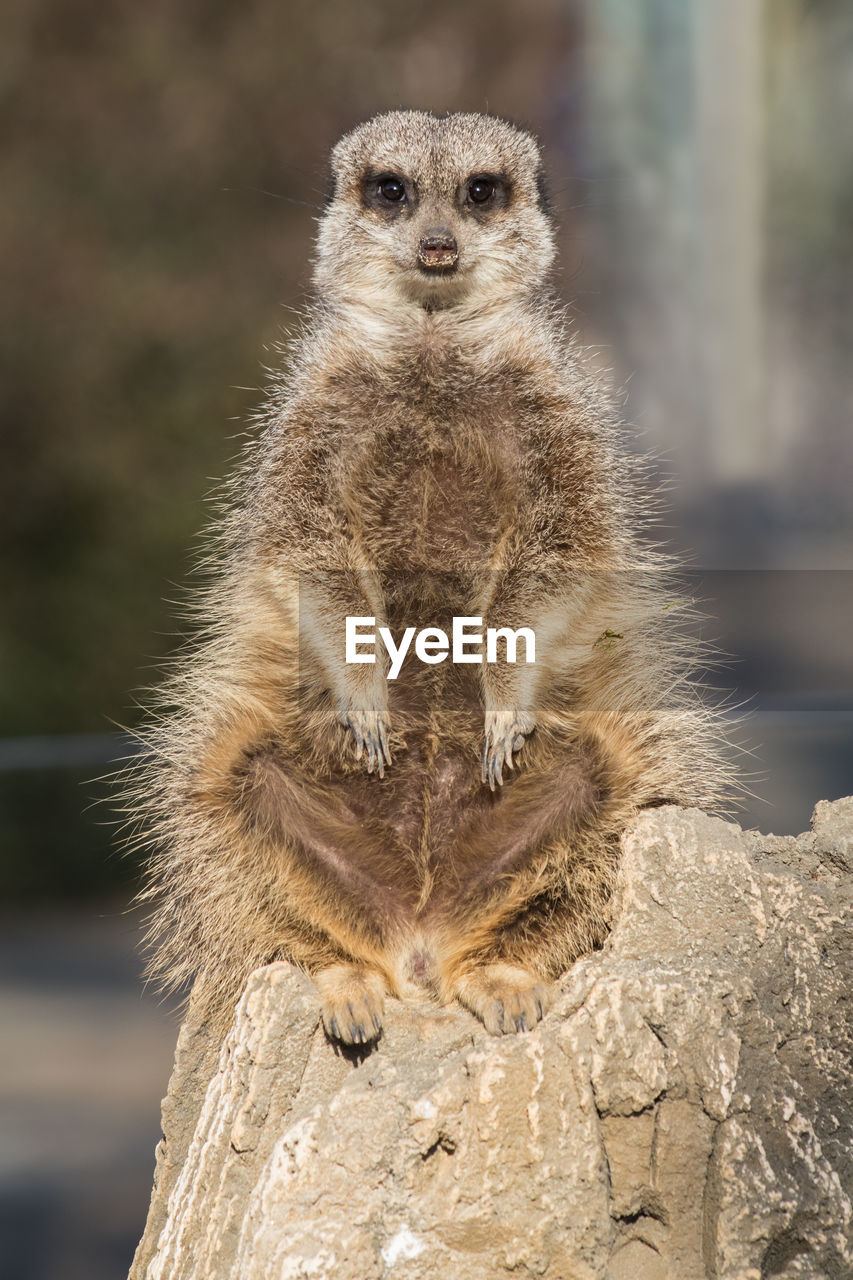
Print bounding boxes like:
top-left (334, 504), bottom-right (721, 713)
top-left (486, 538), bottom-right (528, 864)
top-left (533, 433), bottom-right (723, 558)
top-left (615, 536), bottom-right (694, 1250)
top-left (417, 251), bottom-right (458, 272)
top-left (417, 233), bottom-right (459, 272)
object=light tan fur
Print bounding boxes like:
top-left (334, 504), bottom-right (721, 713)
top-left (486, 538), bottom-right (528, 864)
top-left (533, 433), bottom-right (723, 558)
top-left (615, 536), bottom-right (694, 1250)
top-left (121, 111), bottom-right (735, 1045)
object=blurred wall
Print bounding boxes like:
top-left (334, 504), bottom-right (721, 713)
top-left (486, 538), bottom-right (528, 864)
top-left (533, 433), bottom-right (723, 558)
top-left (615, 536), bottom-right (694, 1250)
top-left (577, 0), bottom-right (853, 562)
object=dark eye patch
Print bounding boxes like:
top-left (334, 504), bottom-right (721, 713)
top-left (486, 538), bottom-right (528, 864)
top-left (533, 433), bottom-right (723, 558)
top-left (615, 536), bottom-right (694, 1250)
top-left (460, 172), bottom-right (510, 218)
top-left (362, 170), bottom-right (415, 215)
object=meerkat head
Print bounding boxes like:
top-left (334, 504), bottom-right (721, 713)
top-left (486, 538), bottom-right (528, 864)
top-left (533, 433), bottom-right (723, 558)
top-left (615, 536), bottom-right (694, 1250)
top-left (313, 111), bottom-right (555, 313)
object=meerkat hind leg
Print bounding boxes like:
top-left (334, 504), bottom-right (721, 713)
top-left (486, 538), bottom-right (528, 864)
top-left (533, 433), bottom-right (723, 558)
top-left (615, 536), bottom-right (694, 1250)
top-left (315, 963), bottom-right (387, 1045)
top-left (454, 962), bottom-right (550, 1035)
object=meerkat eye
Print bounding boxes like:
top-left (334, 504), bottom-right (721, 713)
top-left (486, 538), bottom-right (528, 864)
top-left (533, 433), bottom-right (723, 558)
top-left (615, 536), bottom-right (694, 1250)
top-left (377, 175), bottom-right (406, 203)
top-left (468, 177), bottom-right (495, 204)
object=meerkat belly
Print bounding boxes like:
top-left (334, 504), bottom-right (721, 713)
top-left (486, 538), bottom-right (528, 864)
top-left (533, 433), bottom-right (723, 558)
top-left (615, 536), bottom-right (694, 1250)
top-left (328, 413), bottom-right (528, 987)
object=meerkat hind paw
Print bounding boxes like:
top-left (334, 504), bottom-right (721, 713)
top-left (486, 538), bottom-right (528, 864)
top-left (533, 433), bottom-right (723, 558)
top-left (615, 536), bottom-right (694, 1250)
top-left (316, 964), bottom-right (386, 1045)
top-left (456, 963), bottom-right (550, 1035)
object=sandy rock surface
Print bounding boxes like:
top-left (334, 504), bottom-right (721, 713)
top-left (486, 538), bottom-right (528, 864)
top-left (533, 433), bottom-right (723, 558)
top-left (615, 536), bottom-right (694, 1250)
top-left (130, 801), bottom-right (853, 1280)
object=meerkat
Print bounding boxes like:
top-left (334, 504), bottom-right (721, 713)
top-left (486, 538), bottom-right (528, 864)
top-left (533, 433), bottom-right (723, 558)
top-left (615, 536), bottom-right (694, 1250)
top-left (126, 110), bottom-right (732, 1045)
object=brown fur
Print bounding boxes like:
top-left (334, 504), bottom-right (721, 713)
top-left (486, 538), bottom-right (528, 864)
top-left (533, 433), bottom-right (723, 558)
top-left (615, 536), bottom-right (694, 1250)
top-left (121, 111), bottom-right (735, 1043)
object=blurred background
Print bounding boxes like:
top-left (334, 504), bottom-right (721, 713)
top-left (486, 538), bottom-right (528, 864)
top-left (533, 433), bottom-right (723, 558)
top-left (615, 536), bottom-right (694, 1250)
top-left (0, 1), bottom-right (850, 1277)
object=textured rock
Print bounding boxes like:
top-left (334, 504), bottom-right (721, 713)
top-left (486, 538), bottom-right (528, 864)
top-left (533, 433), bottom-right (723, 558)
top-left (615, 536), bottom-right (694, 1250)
top-left (130, 801), bottom-right (853, 1280)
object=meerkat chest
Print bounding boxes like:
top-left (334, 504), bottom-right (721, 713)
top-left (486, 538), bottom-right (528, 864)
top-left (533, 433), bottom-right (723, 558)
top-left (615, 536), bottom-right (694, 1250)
top-left (343, 404), bottom-right (522, 570)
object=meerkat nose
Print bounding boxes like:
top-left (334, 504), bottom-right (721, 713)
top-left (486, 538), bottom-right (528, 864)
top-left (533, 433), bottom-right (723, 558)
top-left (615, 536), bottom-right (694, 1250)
top-left (417, 230), bottom-right (458, 271)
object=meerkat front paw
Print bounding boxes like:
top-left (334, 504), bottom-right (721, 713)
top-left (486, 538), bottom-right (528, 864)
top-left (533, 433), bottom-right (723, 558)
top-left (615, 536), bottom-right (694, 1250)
top-left (315, 963), bottom-right (386, 1045)
top-left (481, 707), bottom-right (535, 790)
top-left (339, 699), bottom-right (392, 777)
top-left (454, 962), bottom-right (550, 1034)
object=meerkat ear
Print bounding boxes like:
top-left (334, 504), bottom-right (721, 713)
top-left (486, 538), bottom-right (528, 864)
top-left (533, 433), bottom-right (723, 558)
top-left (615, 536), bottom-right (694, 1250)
top-left (324, 169), bottom-right (337, 207)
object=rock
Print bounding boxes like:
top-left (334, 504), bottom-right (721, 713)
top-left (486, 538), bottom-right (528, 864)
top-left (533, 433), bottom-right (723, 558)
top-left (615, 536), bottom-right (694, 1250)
top-left (129, 801), bottom-right (853, 1280)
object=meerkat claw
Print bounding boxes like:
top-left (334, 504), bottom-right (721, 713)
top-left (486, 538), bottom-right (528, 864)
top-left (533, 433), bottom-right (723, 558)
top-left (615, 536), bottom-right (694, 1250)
top-left (346, 717), bottom-right (364, 760)
top-left (378, 720), bottom-right (392, 767)
top-left (482, 709), bottom-right (535, 789)
top-left (364, 731), bottom-right (386, 778)
top-left (343, 708), bottom-right (392, 776)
